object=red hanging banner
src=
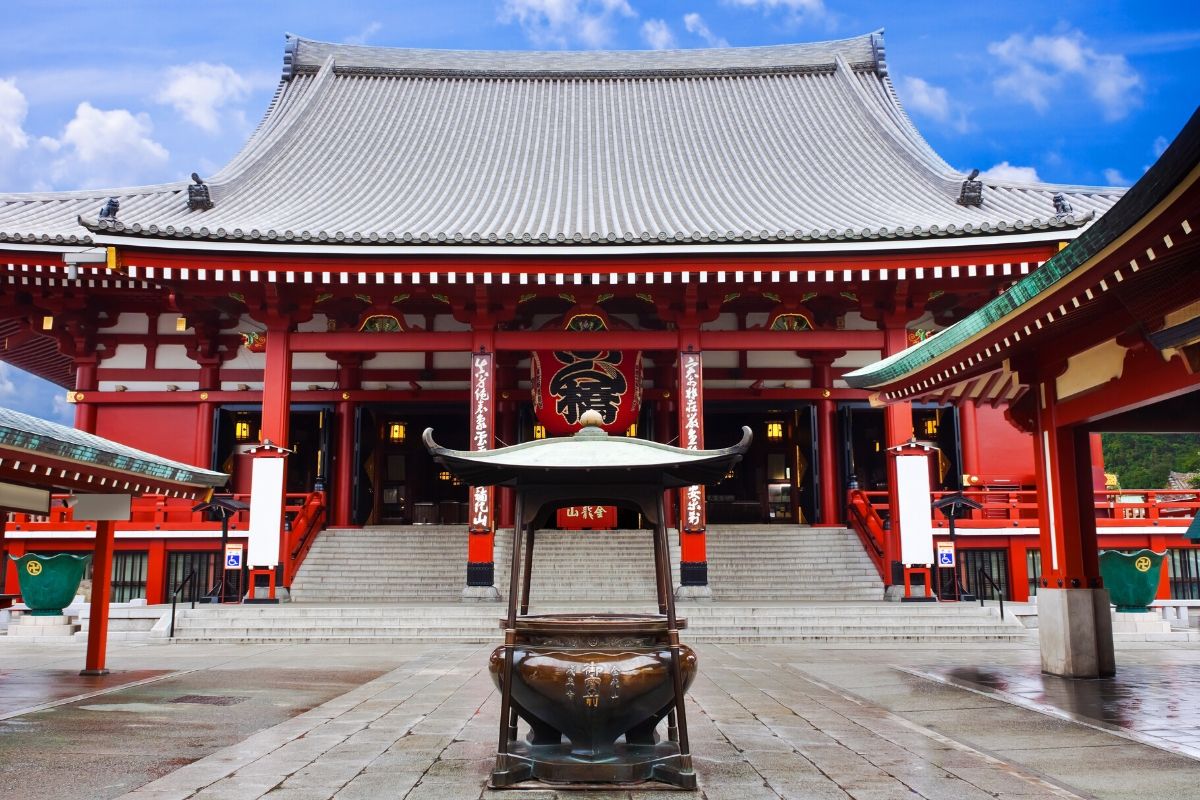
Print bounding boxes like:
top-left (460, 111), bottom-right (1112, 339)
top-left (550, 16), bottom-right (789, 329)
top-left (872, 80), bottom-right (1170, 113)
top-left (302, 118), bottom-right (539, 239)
top-left (469, 351), bottom-right (494, 534)
top-left (679, 351), bottom-right (706, 533)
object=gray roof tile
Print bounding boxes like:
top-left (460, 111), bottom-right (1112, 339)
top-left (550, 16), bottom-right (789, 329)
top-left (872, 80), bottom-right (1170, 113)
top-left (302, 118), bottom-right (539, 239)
top-left (0, 32), bottom-right (1122, 249)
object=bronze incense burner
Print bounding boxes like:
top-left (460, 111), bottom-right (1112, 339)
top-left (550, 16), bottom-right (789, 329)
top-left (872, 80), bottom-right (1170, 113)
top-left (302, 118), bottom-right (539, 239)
top-left (426, 414), bottom-right (750, 790)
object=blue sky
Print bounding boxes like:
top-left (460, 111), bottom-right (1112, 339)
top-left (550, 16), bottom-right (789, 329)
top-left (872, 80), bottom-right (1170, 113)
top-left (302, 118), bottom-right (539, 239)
top-left (1, 0), bottom-right (1198, 423)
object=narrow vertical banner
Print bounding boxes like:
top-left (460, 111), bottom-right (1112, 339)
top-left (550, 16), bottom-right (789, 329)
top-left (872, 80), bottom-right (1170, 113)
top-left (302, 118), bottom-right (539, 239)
top-left (467, 351), bottom-right (496, 591)
top-left (679, 351), bottom-right (706, 532)
top-left (678, 350), bottom-right (708, 589)
top-left (469, 351), bottom-right (495, 535)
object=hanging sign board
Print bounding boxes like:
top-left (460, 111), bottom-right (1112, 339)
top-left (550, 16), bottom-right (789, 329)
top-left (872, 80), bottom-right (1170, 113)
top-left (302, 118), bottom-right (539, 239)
top-left (0, 482), bottom-right (50, 514)
top-left (896, 454), bottom-right (935, 565)
top-left (71, 493), bottom-right (132, 521)
top-left (247, 457), bottom-right (285, 567)
top-left (556, 506), bottom-right (617, 530)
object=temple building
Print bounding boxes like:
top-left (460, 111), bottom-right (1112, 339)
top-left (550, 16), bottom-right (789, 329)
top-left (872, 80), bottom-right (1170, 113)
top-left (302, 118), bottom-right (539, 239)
top-left (4, 31), bottom-right (1188, 604)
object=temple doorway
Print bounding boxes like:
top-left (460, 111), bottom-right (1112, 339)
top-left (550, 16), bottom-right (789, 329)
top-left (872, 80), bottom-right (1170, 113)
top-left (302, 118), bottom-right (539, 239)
top-left (840, 402), bottom-right (963, 494)
top-left (704, 403), bottom-right (818, 524)
top-left (352, 404), bottom-right (469, 525)
top-left (213, 405), bottom-right (332, 495)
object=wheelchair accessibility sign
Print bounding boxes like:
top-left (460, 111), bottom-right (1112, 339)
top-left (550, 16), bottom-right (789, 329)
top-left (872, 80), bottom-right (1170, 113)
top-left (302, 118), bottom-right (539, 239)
top-left (224, 543), bottom-right (243, 570)
top-left (936, 542), bottom-right (955, 567)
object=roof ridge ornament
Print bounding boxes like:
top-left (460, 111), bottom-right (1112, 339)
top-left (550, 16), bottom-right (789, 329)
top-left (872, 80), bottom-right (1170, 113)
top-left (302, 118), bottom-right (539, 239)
top-left (187, 173), bottom-right (214, 212)
top-left (283, 34), bottom-right (299, 81)
top-left (1053, 192), bottom-right (1074, 216)
top-left (97, 197), bottom-right (119, 221)
top-left (869, 31), bottom-right (887, 77)
top-left (957, 169), bottom-right (983, 207)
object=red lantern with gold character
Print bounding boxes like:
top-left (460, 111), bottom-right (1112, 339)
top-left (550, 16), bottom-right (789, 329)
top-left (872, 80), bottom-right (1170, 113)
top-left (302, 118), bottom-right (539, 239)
top-left (531, 312), bottom-right (642, 437)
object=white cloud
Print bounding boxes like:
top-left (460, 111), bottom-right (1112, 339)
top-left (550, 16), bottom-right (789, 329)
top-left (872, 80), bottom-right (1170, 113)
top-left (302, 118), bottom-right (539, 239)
top-left (499, 0), bottom-right (636, 48)
top-left (900, 76), bottom-right (971, 134)
top-left (44, 102), bottom-right (169, 189)
top-left (684, 13), bottom-right (728, 47)
top-left (1152, 135), bottom-right (1169, 157)
top-left (0, 78), bottom-right (30, 151)
top-left (0, 363), bottom-right (16, 399)
top-left (156, 63), bottom-right (251, 134)
top-left (988, 29), bottom-right (1143, 121)
top-left (1103, 167), bottom-right (1131, 186)
top-left (723, 0), bottom-right (829, 25)
top-left (345, 21), bottom-right (383, 45)
top-left (979, 161), bottom-right (1042, 184)
top-left (641, 19), bottom-right (676, 50)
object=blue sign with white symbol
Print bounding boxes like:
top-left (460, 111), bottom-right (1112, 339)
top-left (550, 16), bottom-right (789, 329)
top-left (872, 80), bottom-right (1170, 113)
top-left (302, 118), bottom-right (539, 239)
top-left (225, 552), bottom-right (242, 569)
top-left (936, 542), bottom-right (955, 567)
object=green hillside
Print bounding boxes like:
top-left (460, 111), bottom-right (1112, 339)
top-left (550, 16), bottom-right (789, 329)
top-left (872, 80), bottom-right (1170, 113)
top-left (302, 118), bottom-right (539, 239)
top-left (1102, 434), bottom-right (1200, 489)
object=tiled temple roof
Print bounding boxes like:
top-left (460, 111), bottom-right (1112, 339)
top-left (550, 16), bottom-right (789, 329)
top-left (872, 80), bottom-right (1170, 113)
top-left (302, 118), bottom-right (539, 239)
top-left (0, 31), bottom-right (1121, 250)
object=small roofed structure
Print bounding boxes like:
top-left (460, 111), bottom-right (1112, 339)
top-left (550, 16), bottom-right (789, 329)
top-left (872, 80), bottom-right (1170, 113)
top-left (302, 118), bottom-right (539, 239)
top-left (0, 407), bottom-right (226, 674)
top-left (426, 411), bottom-right (749, 789)
top-left (846, 107), bottom-right (1200, 678)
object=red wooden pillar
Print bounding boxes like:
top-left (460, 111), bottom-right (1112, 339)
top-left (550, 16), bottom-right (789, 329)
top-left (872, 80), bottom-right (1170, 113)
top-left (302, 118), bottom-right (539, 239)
top-left (655, 393), bottom-right (676, 529)
top-left (73, 356), bottom-right (99, 434)
top-left (811, 354), bottom-right (841, 526)
top-left (145, 540), bottom-right (167, 605)
top-left (260, 325), bottom-right (292, 576)
top-left (882, 326), bottom-right (914, 583)
top-left (959, 398), bottom-right (981, 482)
top-left (497, 394), bottom-right (517, 529)
top-left (3, 538), bottom-right (23, 594)
top-left (332, 356), bottom-right (362, 528)
top-left (677, 342), bottom-right (709, 594)
top-left (82, 519), bottom-right (116, 675)
top-left (1033, 376), bottom-right (1114, 678)
top-left (260, 324), bottom-right (292, 447)
top-left (465, 340), bottom-right (498, 598)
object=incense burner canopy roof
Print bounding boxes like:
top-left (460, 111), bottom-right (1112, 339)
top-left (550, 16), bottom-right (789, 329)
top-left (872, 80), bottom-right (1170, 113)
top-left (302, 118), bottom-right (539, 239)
top-left (424, 420), bottom-right (750, 489)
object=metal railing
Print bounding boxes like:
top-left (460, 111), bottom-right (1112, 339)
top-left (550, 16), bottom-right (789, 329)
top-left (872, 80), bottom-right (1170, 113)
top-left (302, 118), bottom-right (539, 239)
top-left (168, 568), bottom-right (197, 639)
top-left (977, 567), bottom-right (1005, 621)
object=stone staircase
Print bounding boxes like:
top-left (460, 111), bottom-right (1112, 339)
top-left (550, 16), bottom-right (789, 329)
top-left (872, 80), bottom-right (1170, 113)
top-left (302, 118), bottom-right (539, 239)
top-left (707, 526), bottom-right (883, 601)
top-left (290, 525), bottom-right (883, 603)
top-left (166, 602), bottom-right (1028, 644)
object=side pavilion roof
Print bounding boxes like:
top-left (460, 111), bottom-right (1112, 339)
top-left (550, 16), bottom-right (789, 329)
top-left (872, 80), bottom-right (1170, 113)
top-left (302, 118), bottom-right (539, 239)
top-left (0, 406), bottom-right (227, 500)
top-left (844, 107), bottom-right (1200, 405)
top-left (0, 32), bottom-right (1120, 252)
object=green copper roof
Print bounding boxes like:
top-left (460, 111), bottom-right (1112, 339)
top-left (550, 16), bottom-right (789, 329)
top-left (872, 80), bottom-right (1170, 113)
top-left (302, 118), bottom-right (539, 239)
top-left (0, 406), bottom-right (227, 488)
top-left (846, 106), bottom-right (1200, 391)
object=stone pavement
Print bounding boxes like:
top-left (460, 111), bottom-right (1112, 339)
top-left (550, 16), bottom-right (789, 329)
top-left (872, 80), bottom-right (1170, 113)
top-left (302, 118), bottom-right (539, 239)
top-left (3, 639), bottom-right (1200, 800)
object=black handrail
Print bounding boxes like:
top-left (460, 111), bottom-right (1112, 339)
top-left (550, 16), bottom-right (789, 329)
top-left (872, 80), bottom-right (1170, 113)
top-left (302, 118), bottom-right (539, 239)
top-left (169, 568), bottom-right (197, 639)
top-left (977, 567), bottom-right (1005, 621)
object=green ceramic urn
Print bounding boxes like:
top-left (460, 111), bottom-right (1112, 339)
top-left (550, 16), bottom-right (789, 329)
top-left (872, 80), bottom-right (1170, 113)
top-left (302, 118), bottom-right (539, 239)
top-left (1098, 549), bottom-right (1164, 612)
top-left (9, 553), bottom-right (91, 616)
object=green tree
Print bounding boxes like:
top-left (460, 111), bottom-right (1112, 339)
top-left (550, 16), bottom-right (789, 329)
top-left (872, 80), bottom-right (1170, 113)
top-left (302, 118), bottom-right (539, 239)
top-left (1101, 434), bottom-right (1200, 489)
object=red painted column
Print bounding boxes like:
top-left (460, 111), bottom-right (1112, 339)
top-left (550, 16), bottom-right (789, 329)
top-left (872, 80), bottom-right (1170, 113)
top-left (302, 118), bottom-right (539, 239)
top-left (677, 338), bottom-right (708, 591)
top-left (145, 540), bottom-right (167, 605)
top-left (73, 356), bottom-right (99, 434)
top-left (1033, 380), bottom-right (1101, 589)
top-left (194, 403), bottom-right (214, 470)
top-left (959, 398), bottom-right (981, 482)
top-left (655, 392), bottom-right (676, 529)
top-left (260, 324), bottom-right (292, 448)
top-left (82, 519), bottom-right (116, 675)
top-left (466, 337), bottom-right (497, 594)
top-left (497, 394), bottom-right (517, 529)
top-left (811, 355), bottom-right (841, 526)
top-left (3, 539), bottom-right (23, 595)
top-left (332, 356), bottom-right (362, 528)
top-left (882, 326), bottom-right (914, 583)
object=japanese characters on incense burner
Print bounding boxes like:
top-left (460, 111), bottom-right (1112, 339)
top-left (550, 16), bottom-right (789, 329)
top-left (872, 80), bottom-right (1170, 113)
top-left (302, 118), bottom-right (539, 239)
top-left (530, 313), bottom-right (643, 437)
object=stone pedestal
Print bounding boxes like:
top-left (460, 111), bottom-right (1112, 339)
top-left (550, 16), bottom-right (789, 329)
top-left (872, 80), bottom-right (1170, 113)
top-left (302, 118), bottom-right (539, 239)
top-left (1036, 588), bottom-right (1115, 678)
top-left (462, 585), bottom-right (501, 602)
top-left (8, 614), bottom-right (81, 638)
top-left (674, 585), bottom-right (712, 602)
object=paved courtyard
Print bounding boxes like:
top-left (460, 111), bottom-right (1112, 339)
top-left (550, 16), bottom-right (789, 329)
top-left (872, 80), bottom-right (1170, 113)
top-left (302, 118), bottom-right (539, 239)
top-left (1, 638), bottom-right (1198, 800)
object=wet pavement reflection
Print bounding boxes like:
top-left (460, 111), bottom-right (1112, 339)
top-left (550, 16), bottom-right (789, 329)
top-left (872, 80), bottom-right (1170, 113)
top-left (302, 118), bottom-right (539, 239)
top-left (925, 663), bottom-right (1200, 759)
top-left (0, 669), bottom-right (166, 717)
